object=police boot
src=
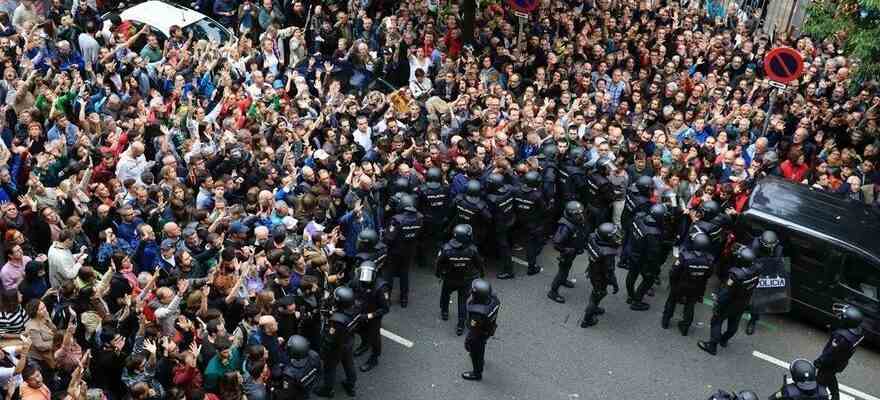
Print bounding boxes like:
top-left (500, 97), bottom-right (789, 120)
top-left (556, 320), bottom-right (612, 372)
top-left (400, 295), bottom-right (408, 308)
top-left (697, 340), bottom-right (717, 356)
top-left (314, 387), bottom-right (335, 398)
top-left (462, 371), bottom-right (482, 381)
top-left (360, 357), bottom-right (378, 372)
top-left (630, 301), bottom-right (650, 311)
top-left (561, 279), bottom-right (576, 288)
top-left (547, 290), bottom-right (565, 304)
top-left (678, 322), bottom-right (690, 336)
top-left (354, 342), bottom-right (370, 357)
top-left (456, 323), bottom-right (464, 336)
top-left (497, 272), bottom-right (515, 280)
top-left (580, 310), bottom-right (599, 328)
top-left (661, 317), bottom-right (670, 329)
top-left (527, 265), bottom-right (543, 275)
top-left (441, 310), bottom-right (449, 321)
top-left (745, 318), bottom-right (757, 335)
top-left (341, 381), bottom-right (356, 397)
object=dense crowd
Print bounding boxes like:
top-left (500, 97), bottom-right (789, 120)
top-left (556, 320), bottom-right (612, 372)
top-left (0, 0), bottom-right (876, 398)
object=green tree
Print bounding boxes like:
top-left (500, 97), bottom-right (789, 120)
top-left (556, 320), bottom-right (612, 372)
top-left (804, 0), bottom-right (880, 82)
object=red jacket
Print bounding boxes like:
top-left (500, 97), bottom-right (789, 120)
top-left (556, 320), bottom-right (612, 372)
top-left (780, 160), bottom-right (809, 183)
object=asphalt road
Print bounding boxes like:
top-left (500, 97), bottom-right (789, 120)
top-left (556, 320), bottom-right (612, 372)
top-left (336, 245), bottom-right (880, 400)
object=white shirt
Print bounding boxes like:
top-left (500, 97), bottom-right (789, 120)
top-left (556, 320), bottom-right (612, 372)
top-left (116, 150), bottom-right (152, 185)
top-left (353, 127), bottom-right (373, 152)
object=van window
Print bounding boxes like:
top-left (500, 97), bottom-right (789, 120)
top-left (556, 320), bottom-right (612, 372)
top-left (840, 255), bottom-right (880, 301)
top-left (785, 232), bottom-right (829, 273)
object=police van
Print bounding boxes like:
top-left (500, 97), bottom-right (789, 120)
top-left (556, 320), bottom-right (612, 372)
top-left (736, 177), bottom-right (880, 344)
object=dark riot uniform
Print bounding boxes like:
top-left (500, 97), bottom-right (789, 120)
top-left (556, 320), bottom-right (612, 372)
top-left (383, 208), bottom-right (423, 305)
top-left (619, 185), bottom-right (653, 269)
top-left (769, 383), bottom-right (831, 400)
top-left (585, 170), bottom-right (615, 227)
top-left (559, 162), bottom-right (587, 203)
top-left (436, 238), bottom-right (485, 329)
top-left (581, 232), bottom-right (621, 327)
top-left (514, 176), bottom-right (546, 274)
top-left (815, 323), bottom-right (865, 400)
top-left (418, 179), bottom-right (451, 267)
top-left (625, 211), bottom-right (667, 306)
top-left (465, 293), bottom-right (500, 378)
top-left (549, 215), bottom-right (590, 300)
top-left (450, 194), bottom-right (492, 246)
top-left (318, 303), bottom-right (361, 394)
top-left (354, 243), bottom-right (388, 273)
top-left (685, 219), bottom-right (724, 258)
top-left (351, 278), bottom-right (390, 368)
top-left (745, 236), bottom-right (784, 332)
top-left (663, 247), bottom-right (715, 334)
top-left (486, 183), bottom-right (517, 277)
top-left (293, 288), bottom-right (323, 352)
top-left (274, 350), bottom-right (322, 400)
top-left (699, 257), bottom-right (759, 354)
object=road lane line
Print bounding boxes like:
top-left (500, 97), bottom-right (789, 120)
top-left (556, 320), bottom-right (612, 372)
top-left (512, 256), bottom-right (529, 266)
top-left (752, 351), bottom-right (878, 400)
top-left (381, 328), bottom-right (414, 348)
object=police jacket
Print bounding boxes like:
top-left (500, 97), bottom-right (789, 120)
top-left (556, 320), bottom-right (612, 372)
top-left (586, 234), bottom-right (619, 281)
top-left (384, 210), bottom-right (423, 251)
top-left (539, 160), bottom-right (559, 203)
top-left (486, 186), bottom-right (516, 231)
top-left (514, 185), bottom-right (545, 226)
top-left (452, 194), bottom-right (492, 229)
top-left (621, 187), bottom-right (652, 229)
top-left (815, 327), bottom-right (865, 373)
top-left (559, 164), bottom-right (587, 202)
top-left (351, 278), bottom-right (390, 319)
top-left (686, 220), bottom-right (724, 256)
top-left (717, 265), bottom-right (759, 311)
top-left (770, 383), bottom-right (830, 400)
top-left (273, 351), bottom-right (322, 400)
top-left (418, 182), bottom-right (451, 227)
top-left (628, 213), bottom-right (666, 266)
top-left (354, 243), bottom-right (388, 271)
top-left (670, 250), bottom-right (715, 298)
top-left (585, 172), bottom-right (615, 207)
top-left (553, 217), bottom-right (589, 255)
top-left (322, 306), bottom-right (362, 352)
top-left (466, 295), bottom-right (501, 340)
top-left (435, 239), bottom-right (485, 284)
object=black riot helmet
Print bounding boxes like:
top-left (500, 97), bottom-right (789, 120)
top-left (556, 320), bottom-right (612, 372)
top-left (466, 179), bottom-right (482, 197)
top-left (736, 247), bottom-right (756, 266)
top-left (356, 261), bottom-right (378, 285)
top-left (397, 193), bottom-right (417, 213)
top-left (691, 233), bottom-right (711, 252)
top-left (699, 200), bottom-right (720, 220)
top-left (334, 286), bottom-right (355, 308)
top-left (542, 144), bottom-right (558, 160)
top-left (649, 204), bottom-right (668, 223)
top-left (487, 173), bottom-right (505, 193)
top-left (833, 303), bottom-right (864, 329)
top-left (735, 391), bottom-right (759, 400)
top-left (636, 175), bottom-right (654, 195)
top-left (759, 230), bottom-right (779, 250)
top-left (563, 201), bottom-right (586, 224)
top-left (392, 176), bottom-right (410, 193)
top-left (426, 167), bottom-right (443, 183)
top-left (595, 157), bottom-right (614, 175)
top-left (357, 228), bottom-right (379, 251)
top-left (568, 146), bottom-right (586, 165)
top-left (453, 224), bottom-right (473, 244)
top-left (524, 171), bottom-right (541, 188)
top-left (789, 359), bottom-right (818, 391)
top-left (287, 335), bottom-right (310, 360)
top-left (471, 279), bottom-right (492, 302)
top-left (597, 223), bottom-right (620, 245)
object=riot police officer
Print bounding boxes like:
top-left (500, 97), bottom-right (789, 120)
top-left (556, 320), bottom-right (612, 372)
top-left (451, 180), bottom-right (492, 250)
top-left (746, 230), bottom-right (783, 335)
top-left (626, 204), bottom-right (669, 311)
top-left (387, 176), bottom-right (413, 218)
top-left (815, 304), bottom-right (865, 400)
top-left (548, 201), bottom-right (590, 304)
top-left (698, 247), bottom-right (759, 355)
top-left (683, 200), bottom-right (724, 259)
top-left (618, 175), bottom-right (654, 270)
top-left (515, 171), bottom-right (546, 275)
top-left (436, 224), bottom-right (485, 335)
top-left (559, 147), bottom-right (588, 204)
top-left (707, 390), bottom-right (760, 400)
top-left (539, 144), bottom-right (560, 211)
top-left (462, 279), bottom-right (501, 381)
top-left (585, 157), bottom-right (616, 228)
top-left (383, 194), bottom-right (423, 308)
top-left (315, 287), bottom-right (360, 398)
top-left (351, 261), bottom-right (390, 372)
top-left (485, 173), bottom-right (517, 279)
top-left (354, 228), bottom-right (388, 272)
top-left (663, 233), bottom-right (715, 336)
top-left (418, 167), bottom-right (451, 269)
top-left (768, 359), bottom-right (831, 399)
top-left (274, 335), bottom-right (322, 400)
top-left (581, 223), bottom-right (622, 328)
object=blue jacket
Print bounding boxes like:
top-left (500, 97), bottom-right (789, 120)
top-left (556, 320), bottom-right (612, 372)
top-left (337, 210), bottom-right (376, 257)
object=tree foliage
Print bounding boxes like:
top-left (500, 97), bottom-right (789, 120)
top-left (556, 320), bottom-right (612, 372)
top-left (804, 0), bottom-right (880, 83)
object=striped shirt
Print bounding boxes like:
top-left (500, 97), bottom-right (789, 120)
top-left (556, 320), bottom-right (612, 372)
top-left (0, 305), bottom-right (29, 335)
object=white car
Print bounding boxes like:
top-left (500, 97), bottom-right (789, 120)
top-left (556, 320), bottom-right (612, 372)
top-left (106, 1), bottom-right (235, 45)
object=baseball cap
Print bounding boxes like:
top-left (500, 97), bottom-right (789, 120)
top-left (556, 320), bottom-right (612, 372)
top-left (161, 239), bottom-right (176, 250)
top-left (230, 221), bottom-right (249, 235)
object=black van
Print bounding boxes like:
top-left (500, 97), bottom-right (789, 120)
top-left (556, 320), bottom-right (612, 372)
top-left (736, 177), bottom-right (880, 343)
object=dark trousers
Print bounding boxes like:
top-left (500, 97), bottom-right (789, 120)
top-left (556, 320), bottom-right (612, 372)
top-left (817, 368), bottom-right (840, 400)
top-left (551, 253), bottom-right (576, 292)
top-left (626, 264), bottom-right (658, 301)
top-left (525, 225), bottom-right (544, 268)
top-left (358, 319), bottom-right (382, 361)
top-left (418, 225), bottom-right (445, 269)
top-left (584, 287), bottom-right (608, 318)
top-left (662, 292), bottom-right (696, 328)
top-left (384, 250), bottom-right (414, 300)
top-left (321, 348), bottom-right (356, 391)
top-left (441, 280), bottom-right (471, 327)
top-left (710, 309), bottom-right (745, 344)
top-left (494, 228), bottom-right (512, 274)
top-left (465, 336), bottom-right (487, 374)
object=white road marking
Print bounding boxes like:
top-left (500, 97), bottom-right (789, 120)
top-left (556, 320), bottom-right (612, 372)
top-left (512, 256), bottom-right (529, 266)
top-left (752, 351), bottom-right (877, 400)
top-left (381, 328), bottom-right (414, 348)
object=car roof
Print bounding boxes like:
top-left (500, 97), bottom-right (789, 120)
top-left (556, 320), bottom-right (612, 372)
top-left (119, 1), bottom-right (206, 36)
top-left (745, 177), bottom-right (880, 263)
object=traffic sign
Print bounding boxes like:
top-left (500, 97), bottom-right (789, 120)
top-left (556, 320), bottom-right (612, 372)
top-left (507, 0), bottom-right (539, 13)
top-left (763, 47), bottom-right (804, 83)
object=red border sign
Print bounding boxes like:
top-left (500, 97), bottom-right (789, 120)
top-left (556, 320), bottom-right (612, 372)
top-left (763, 47), bottom-right (804, 83)
top-left (508, 0), bottom-right (539, 13)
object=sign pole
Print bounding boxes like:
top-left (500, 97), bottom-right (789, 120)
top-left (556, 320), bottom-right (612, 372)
top-left (761, 87), bottom-right (776, 137)
top-left (515, 11), bottom-right (527, 51)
